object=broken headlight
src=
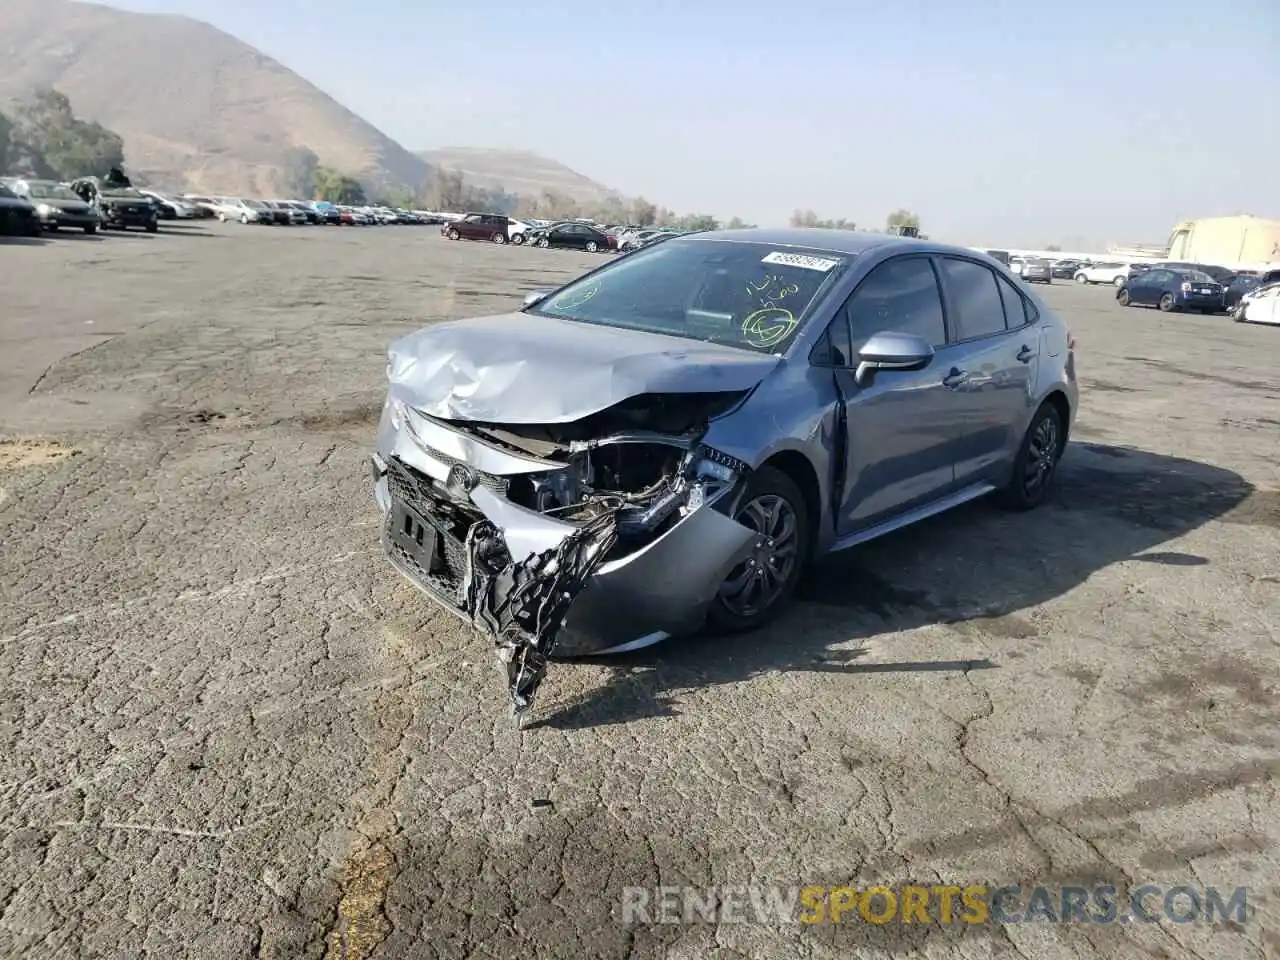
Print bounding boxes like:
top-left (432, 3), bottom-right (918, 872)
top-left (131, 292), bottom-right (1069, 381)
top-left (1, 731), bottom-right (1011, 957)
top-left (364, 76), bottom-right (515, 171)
top-left (693, 445), bottom-right (750, 483)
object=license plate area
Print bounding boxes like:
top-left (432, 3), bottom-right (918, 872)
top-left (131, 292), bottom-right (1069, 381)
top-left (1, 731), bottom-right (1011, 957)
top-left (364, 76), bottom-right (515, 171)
top-left (389, 498), bottom-right (439, 574)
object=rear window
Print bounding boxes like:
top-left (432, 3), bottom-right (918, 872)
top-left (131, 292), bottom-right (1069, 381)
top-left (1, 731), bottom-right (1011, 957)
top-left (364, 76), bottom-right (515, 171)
top-left (529, 238), bottom-right (850, 354)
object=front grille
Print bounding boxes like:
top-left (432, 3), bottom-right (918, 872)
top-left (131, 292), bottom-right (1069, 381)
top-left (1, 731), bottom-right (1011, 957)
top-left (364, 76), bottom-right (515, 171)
top-left (384, 457), bottom-right (476, 602)
top-left (406, 432), bottom-right (508, 493)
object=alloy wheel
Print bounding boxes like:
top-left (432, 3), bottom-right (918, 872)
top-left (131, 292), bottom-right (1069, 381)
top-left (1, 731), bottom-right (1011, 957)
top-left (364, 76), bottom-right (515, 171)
top-left (586, 240), bottom-right (598, 252)
top-left (718, 494), bottom-right (800, 618)
top-left (1023, 414), bottom-right (1060, 498)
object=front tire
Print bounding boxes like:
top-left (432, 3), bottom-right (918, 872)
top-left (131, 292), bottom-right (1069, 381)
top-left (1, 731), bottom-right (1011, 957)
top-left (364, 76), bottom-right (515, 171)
top-left (511, 233), bottom-right (525, 245)
top-left (84, 224), bottom-right (97, 235)
top-left (1117, 289), bottom-right (1131, 306)
top-left (1075, 273), bottom-right (1089, 284)
top-left (145, 221), bottom-right (158, 234)
top-left (708, 466), bottom-right (809, 633)
top-left (998, 402), bottom-right (1064, 511)
top-left (537, 236), bottom-right (549, 248)
top-left (446, 228), bottom-right (460, 240)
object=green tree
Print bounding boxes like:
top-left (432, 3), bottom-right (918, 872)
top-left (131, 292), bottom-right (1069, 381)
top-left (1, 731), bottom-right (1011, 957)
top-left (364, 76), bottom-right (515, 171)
top-left (14, 88), bottom-right (124, 180)
top-left (629, 197), bottom-right (657, 226)
top-left (376, 185), bottom-right (416, 209)
top-left (885, 208), bottom-right (921, 233)
top-left (283, 146), bottom-right (320, 199)
top-left (790, 209), bottom-right (855, 229)
top-left (313, 166), bottom-right (367, 205)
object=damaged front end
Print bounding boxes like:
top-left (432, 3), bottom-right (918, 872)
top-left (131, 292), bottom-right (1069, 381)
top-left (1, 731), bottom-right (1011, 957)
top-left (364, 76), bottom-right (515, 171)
top-left (372, 392), bottom-right (754, 720)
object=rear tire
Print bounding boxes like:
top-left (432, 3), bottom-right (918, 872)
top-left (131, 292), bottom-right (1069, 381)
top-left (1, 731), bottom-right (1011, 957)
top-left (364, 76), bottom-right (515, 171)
top-left (1158, 293), bottom-right (1176, 312)
top-left (998, 402), bottom-right (1064, 511)
top-left (585, 240), bottom-right (599, 252)
top-left (707, 466), bottom-right (810, 634)
top-left (491, 232), bottom-right (506, 244)
top-left (84, 224), bottom-right (96, 235)
top-left (145, 221), bottom-right (158, 234)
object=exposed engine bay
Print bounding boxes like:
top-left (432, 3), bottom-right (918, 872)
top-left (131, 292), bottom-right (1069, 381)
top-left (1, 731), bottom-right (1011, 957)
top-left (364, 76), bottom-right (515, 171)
top-left (378, 392), bottom-right (751, 721)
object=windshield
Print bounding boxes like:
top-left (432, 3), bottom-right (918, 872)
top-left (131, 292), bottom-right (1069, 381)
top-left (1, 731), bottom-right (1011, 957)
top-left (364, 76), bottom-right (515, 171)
top-left (29, 183), bottom-right (79, 200)
top-left (0, 184), bottom-right (17, 199)
top-left (528, 238), bottom-right (849, 354)
top-left (246, 200), bottom-right (266, 209)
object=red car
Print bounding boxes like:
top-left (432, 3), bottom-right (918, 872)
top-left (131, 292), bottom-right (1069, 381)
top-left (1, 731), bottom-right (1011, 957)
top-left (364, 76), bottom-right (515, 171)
top-left (442, 212), bottom-right (511, 243)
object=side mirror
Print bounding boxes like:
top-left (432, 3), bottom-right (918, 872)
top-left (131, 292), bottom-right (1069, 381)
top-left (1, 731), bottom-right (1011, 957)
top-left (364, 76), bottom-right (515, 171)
top-left (522, 289), bottom-right (552, 309)
top-left (854, 331), bottom-right (934, 387)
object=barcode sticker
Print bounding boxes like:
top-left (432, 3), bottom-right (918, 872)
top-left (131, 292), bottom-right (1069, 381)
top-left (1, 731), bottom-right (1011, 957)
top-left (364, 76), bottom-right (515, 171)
top-left (761, 251), bottom-right (841, 272)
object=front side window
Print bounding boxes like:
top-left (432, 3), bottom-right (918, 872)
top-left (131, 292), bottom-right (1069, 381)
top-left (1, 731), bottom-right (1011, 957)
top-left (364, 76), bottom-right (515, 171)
top-left (529, 238), bottom-right (849, 354)
top-left (940, 258), bottom-right (1007, 341)
top-left (841, 256), bottom-right (946, 350)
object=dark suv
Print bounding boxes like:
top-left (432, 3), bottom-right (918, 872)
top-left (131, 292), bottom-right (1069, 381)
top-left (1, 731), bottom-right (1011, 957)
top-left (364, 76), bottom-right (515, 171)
top-left (442, 213), bottom-right (510, 244)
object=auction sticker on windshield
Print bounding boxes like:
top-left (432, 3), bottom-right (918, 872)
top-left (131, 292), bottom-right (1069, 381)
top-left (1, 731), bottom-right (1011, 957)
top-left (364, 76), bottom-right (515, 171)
top-left (761, 252), bottom-right (842, 272)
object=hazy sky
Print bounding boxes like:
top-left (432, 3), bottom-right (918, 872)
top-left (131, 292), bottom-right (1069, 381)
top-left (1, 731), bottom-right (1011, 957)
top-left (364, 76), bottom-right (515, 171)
top-left (99, 0), bottom-right (1277, 246)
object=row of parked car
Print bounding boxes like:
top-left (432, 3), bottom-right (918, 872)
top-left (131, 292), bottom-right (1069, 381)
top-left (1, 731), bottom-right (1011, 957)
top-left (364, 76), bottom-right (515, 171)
top-left (0, 175), bottom-right (162, 235)
top-left (157, 194), bottom-right (446, 226)
top-left (983, 249), bottom-right (1278, 322)
top-left (438, 212), bottom-right (689, 254)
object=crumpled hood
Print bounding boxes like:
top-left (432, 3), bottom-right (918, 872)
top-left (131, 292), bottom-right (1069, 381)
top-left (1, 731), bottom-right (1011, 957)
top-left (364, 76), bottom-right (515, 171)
top-left (387, 311), bottom-right (781, 423)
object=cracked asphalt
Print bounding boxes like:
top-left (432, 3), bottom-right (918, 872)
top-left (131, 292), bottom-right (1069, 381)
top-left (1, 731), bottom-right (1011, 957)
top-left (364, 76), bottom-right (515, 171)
top-left (1, 223), bottom-right (1277, 960)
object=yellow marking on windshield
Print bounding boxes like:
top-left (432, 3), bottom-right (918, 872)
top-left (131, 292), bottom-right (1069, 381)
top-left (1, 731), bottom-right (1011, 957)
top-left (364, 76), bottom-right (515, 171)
top-left (742, 307), bottom-right (797, 349)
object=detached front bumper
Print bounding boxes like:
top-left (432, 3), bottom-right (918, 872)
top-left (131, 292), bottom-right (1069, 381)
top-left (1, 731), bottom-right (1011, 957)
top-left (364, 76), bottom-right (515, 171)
top-left (370, 404), bottom-right (756, 659)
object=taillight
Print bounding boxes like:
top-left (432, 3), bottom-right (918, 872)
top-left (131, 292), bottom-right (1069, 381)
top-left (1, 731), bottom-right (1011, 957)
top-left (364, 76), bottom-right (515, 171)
top-left (1181, 281), bottom-right (1192, 293)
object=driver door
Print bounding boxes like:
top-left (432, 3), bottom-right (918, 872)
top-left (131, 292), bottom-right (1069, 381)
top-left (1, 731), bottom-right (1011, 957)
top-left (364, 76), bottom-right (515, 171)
top-left (824, 255), bottom-right (963, 534)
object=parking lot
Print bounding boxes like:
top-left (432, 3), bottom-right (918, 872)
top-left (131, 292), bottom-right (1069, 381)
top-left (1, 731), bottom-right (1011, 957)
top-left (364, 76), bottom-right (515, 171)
top-left (2, 222), bottom-right (1277, 960)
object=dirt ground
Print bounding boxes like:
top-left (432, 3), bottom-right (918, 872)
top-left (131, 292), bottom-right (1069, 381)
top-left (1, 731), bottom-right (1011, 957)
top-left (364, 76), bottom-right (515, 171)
top-left (1, 223), bottom-right (1276, 960)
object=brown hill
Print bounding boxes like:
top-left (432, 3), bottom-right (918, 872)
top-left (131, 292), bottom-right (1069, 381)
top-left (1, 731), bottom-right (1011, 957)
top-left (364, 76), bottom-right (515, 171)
top-left (417, 147), bottom-right (623, 205)
top-left (0, 0), bottom-right (430, 196)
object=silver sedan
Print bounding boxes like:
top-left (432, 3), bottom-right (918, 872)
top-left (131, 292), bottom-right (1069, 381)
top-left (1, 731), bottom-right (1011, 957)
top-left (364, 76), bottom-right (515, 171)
top-left (371, 229), bottom-right (1079, 717)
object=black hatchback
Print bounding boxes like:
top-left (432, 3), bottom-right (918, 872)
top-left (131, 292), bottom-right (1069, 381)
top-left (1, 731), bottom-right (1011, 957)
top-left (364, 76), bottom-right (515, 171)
top-left (0, 184), bottom-right (41, 237)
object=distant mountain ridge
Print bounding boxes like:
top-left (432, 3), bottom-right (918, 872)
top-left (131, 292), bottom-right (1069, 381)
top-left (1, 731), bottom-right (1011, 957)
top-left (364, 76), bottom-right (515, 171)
top-left (416, 147), bottom-right (623, 206)
top-left (0, 0), bottom-right (431, 195)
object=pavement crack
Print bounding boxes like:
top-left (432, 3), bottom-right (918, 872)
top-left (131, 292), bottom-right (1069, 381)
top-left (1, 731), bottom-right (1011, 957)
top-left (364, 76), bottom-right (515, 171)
top-left (27, 334), bottom-right (118, 394)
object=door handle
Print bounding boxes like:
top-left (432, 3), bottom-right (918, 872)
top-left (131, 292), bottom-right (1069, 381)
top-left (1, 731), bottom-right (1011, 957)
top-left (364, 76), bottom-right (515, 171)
top-left (1016, 345), bottom-right (1036, 363)
top-left (942, 367), bottom-right (969, 388)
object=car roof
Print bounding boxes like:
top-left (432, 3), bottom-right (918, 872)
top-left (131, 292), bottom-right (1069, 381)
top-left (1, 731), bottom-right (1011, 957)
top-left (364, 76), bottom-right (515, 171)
top-left (695, 227), bottom-right (961, 259)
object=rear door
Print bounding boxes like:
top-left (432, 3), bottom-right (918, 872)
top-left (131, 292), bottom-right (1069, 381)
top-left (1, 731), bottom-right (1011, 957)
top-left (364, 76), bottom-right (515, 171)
top-left (828, 255), bottom-right (963, 533)
top-left (936, 257), bottom-right (1040, 489)
top-left (1132, 269), bottom-right (1170, 305)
